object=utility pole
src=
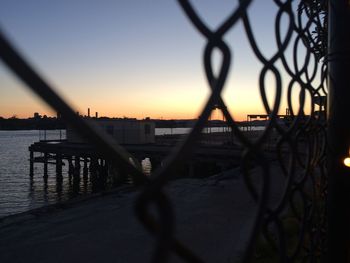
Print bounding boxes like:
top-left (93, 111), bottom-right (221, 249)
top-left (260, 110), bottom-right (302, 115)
top-left (327, 0), bottom-right (350, 262)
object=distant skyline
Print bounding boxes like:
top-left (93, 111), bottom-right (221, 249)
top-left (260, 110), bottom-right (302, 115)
top-left (0, 1), bottom-right (309, 121)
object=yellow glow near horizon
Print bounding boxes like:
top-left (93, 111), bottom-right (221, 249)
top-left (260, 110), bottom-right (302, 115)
top-left (0, 57), bottom-right (311, 121)
top-left (0, 73), bottom-right (310, 121)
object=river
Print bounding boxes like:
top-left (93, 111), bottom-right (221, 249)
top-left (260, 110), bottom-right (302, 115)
top-left (0, 127), bottom-right (264, 218)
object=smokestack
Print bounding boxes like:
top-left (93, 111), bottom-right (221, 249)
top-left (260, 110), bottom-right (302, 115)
top-left (95, 112), bottom-right (98, 118)
top-left (88, 108), bottom-right (90, 117)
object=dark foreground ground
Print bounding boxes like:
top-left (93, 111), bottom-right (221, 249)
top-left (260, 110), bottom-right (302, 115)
top-left (0, 165), bottom-right (285, 263)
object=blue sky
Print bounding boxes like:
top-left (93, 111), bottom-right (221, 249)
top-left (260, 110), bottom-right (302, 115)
top-left (0, 1), bottom-right (308, 120)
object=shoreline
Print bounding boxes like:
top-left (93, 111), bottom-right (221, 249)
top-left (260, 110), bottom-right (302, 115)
top-left (0, 167), bottom-right (253, 263)
top-left (0, 163), bottom-right (288, 263)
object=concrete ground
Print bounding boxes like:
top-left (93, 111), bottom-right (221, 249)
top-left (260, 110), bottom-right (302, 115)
top-left (0, 167), bottom-right (278, 263)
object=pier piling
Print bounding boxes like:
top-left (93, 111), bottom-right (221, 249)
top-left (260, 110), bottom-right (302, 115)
top-left (43, 152), bottom-right (48, 178)
top-left (29, 151), bottom-right (34, 177)
top-left (83, 157), bottom-right (88, 178)
top-left (74, 155), bottom-right (81, 179)
top-left (56, 153), bottom-right (62, 178)
top-left (68, 156), bottom-right (73, 175)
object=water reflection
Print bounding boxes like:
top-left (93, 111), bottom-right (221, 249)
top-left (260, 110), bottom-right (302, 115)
top-left (43, 177), bottom-right (48, 204)
top-left (27, 157), bottom-right (129, 207)
top-left (55, 176), bottom-right (62, 202)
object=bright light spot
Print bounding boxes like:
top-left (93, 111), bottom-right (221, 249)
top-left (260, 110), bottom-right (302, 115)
top-left (344, 157), bottom-right (350, 167)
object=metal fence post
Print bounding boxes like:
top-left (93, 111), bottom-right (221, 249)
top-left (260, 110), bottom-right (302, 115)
top-left (327, 0), bottom-right (350, 262)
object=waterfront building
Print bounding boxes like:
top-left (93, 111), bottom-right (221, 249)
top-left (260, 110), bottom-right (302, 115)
top-left (66, 118), bottom-right (155, 145)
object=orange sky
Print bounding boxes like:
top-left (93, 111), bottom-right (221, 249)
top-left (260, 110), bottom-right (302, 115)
top-left (0, 1), bottom-right (319, 122)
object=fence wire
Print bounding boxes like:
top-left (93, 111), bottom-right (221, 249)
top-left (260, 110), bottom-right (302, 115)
top-left (0, 0), bottom-right (327, 262)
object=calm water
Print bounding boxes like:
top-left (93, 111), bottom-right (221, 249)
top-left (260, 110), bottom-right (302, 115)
top-left (0, 130), bottom-right (70, 218)
top-left (0, 127), bottom-right (263, 218)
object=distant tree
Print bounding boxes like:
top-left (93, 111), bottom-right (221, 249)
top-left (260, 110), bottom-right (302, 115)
top-left (10, 115), bottom-right (17, 119)
top-left (33, 112), bottom-right (41, 119)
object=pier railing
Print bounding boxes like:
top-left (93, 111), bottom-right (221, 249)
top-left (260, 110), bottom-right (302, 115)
top-left (0, 0), bottom-right (338, 262)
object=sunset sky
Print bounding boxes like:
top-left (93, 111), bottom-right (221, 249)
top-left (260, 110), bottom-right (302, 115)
top-left (0, 1), bottom-right (313, 121)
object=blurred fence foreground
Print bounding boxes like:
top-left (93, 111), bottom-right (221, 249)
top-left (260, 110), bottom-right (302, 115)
top-left (0, 0), bottom-right (348, 262)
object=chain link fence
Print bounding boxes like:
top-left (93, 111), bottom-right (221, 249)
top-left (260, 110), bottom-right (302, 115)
top-left (0, 0), bottom-right (328, 262)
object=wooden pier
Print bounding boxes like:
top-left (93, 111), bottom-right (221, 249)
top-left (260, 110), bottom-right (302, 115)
top-left (28, 136), bottom-right (246, 181)
top-left (29, 140), bottom-right (110, 185)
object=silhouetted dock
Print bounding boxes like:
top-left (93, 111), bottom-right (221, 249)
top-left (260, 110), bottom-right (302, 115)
top-left (28, 133), bottom-right (250, 181)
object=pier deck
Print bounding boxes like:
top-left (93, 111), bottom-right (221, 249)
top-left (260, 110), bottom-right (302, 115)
top-left (29, 140), bottom-right (243, 161)
top-left (28, 138), bottom-right (247, 180)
